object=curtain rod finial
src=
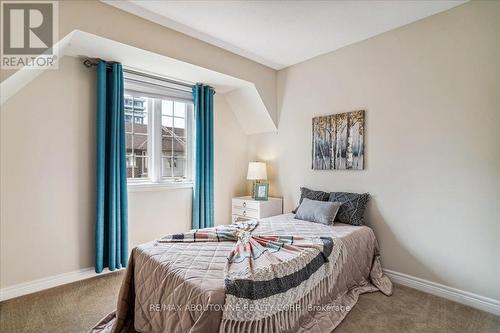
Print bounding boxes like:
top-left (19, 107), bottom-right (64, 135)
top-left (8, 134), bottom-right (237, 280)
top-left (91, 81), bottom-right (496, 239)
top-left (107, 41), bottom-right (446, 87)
top-left (82, 57), bottom-right (101, 68)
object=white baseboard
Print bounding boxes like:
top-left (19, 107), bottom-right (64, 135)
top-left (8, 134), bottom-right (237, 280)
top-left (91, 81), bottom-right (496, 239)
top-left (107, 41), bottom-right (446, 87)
top-left (384, 269), bottom-right (500, 316)
top-left (0, 267), bottom-right (121, 302)
top-left (2, 266), bottom-right (499, 317)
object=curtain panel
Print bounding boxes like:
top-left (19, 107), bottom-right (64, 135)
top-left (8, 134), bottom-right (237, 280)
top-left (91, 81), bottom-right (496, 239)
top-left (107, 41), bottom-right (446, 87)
top-left (95, 61), bottom-right (128, 273)
top-left (192, 84), bottom-right (215, 229)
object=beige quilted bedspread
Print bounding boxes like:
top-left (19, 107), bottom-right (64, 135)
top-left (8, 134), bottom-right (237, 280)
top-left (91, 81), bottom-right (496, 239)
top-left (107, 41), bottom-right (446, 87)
top-left (92, 214), bottom-right (392, 333)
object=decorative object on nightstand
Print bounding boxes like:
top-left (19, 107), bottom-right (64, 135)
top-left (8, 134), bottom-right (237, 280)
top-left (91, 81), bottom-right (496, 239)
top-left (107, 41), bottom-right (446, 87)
top-left (254, 183), bottom-right (269, 201)
top-left (247, 162), bottom-right (267, 199)
top-left (232, 196), bottom-right (282, 224)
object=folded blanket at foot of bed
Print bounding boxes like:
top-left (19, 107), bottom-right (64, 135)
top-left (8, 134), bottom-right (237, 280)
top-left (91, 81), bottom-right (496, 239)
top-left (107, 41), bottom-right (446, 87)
top-left (91, 215), bottom-right (393, 333)
top-left (157, 221), bottom-right (346, 332)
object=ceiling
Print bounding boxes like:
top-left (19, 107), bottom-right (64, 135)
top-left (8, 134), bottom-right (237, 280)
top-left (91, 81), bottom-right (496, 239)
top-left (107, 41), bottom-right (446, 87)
top-left (103, 1), bottom-right (466, 70)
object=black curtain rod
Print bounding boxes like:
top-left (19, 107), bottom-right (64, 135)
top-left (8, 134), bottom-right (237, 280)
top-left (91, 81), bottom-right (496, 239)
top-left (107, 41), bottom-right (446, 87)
top-left (81, 58), bottom-right (192, 88)
top-left (81, 57), bottom-right (214, 93)
top-left (82, 57), bottom-right (118, 68)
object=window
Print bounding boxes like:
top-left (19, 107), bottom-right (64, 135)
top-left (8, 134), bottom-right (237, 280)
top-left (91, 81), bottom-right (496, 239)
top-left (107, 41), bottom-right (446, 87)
top-left (124, 71), bottom-right (194, 187)
top-left (161, 100), bottom-right (189, 178)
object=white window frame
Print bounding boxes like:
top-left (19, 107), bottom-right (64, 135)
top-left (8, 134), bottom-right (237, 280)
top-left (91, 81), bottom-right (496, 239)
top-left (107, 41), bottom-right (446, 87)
top-left (124, 77), bottom-right (195, 191)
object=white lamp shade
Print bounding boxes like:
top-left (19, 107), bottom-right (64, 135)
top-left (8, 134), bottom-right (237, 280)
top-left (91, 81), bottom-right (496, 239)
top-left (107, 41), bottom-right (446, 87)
top-left (247, 162), bottom-right (267, 180)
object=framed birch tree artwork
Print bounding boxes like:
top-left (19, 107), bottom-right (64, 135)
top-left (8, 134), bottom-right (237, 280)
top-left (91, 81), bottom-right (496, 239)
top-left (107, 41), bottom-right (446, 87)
top-left (312, 110), bottom-right (365, 170)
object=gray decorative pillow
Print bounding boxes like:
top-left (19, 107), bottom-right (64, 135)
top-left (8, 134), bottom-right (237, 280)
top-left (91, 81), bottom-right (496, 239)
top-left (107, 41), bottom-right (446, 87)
top-left (292, 187), bottom-right (330, 213)
top-left (328, 192), bottom-right (370, 226)
top-left (295, 198), bottom-right (341, 225)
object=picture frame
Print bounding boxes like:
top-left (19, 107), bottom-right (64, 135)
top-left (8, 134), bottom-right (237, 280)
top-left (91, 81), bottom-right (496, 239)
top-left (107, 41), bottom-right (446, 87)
top-left (254, 183), bottom-right (269, 201)
top-left (312, 110), bottom-right (365, 170)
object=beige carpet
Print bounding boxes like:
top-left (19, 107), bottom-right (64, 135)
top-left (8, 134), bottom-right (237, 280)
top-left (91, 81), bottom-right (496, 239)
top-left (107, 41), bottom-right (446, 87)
top-left (1, 271), bottom-right (498, 333)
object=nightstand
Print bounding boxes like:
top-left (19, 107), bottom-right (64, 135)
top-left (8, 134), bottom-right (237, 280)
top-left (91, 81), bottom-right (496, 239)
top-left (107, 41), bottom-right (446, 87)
top-left (231, 196), bottom-right (283, 223)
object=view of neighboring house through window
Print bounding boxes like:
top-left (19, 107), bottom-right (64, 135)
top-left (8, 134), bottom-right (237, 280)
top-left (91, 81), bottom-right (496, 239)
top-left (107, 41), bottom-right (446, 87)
top-left (125, 95), bottom-right (149, 179)
top-left (124, 72), bottom-right (194, 185)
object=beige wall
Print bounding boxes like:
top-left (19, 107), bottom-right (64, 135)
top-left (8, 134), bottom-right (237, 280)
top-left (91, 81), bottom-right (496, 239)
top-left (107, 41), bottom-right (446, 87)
top-left (214, 97), bottom-right (249, 225)
top-left (0, 56), bottom-right (248, 288)
top-left (248, 1), bottom-right (500, 300)
top-left (0, 0), bottom-right (263, 289)
top-left (1, 58), bottom-right (96, 287)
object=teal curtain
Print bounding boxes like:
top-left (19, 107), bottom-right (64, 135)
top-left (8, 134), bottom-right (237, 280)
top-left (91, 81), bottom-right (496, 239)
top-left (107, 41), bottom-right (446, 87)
top-left (192, 84), bottom-right (215, 229)
top-left (95, 61), bottom-right (128, 273)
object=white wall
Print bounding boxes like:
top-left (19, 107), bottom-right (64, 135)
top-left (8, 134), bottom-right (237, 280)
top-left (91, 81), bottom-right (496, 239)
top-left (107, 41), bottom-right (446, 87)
top-left (0, 56), bottom-right (248, 288)
top-left (248, 1), bottom-right (500, 300)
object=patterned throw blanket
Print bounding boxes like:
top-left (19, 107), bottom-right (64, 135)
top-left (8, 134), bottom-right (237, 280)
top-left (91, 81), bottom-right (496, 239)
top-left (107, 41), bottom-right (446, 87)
top-left (158, 220), bottom-right (345, 333)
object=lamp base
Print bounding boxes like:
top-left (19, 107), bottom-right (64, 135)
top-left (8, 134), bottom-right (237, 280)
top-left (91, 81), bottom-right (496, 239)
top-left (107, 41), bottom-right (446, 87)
top-left (251, 180), bottom-right (261, 199)
top-left (251, 180), bottom-right (256, 199)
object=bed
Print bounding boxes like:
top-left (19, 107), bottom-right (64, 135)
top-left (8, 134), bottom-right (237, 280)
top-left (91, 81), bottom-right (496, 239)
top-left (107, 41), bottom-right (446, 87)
top-left (92, 213), bottom-right (392, 333)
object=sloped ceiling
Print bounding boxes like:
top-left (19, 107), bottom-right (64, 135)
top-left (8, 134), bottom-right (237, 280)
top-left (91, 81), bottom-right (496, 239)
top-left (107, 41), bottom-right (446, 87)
top-left (0, 30), bottom-right (277, 135)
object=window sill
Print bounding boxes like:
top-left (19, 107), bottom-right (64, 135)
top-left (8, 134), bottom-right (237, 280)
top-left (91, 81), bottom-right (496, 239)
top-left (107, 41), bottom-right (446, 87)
top-left (127, 181), bottom-right (193, 192)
